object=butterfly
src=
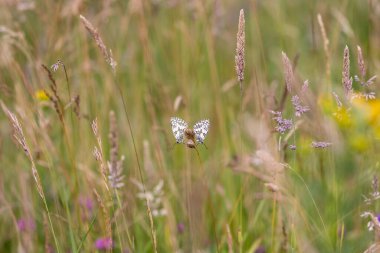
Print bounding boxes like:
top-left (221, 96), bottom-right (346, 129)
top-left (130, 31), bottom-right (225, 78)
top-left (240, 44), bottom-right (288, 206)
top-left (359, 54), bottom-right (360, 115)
top-left (170, 117), bottom-right (210, 149)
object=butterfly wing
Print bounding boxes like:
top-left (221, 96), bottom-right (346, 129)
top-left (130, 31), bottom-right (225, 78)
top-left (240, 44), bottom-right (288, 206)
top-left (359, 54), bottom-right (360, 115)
top-left (170, 117), bottom-right (188, 143)
top-left (193, 119), bottom-right (210, 144)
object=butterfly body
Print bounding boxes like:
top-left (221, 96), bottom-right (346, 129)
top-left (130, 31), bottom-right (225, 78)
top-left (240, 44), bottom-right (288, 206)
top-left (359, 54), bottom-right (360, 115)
top-left (170, 117), bottom-right (210, 149)
top-left (184, 128), bottom-right (196, 149)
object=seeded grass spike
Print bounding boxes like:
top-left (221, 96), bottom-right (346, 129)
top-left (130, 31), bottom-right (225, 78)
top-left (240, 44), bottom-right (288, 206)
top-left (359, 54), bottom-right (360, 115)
top-left (342, 45), bottom-right (353, 99)
top-left (235, 9), bottom-right (245, 93)
top-left (170, 117), bottom-right (210, 149)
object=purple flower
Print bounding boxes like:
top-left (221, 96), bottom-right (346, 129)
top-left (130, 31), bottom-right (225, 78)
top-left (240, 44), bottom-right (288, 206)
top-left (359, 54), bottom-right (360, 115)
top-left (289, 144), bottom-right (296, 150)
top-left (377, 214), bottom-right (380, 223)
top-left (270, 111), bottom-right (293, 134)
top-left (291, 95), bottom-right (309, 117)
top-left (95, 237), bottom-right (113, 250)
top-left (311, 141), bottom-right (332, 149)
top-left (255, 245), bottom-right (266, 253)
top-left (17, 218), bottom-right (35, 232)
top-left (363, 92), bottom-right (376, 100)
top-left (85, 198), bottom-right (94, 211)
top-left (79, 196), bottom-right (94, 211)
top-left (177, 222), bottom-right (185, 234)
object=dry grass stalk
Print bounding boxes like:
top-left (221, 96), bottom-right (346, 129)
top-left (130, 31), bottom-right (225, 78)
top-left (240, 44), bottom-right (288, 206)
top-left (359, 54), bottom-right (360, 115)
top-left (282, 52), bottom-right (294, 92)
top-left (79, 15), bottom-right (117, 72)
top-left (226, 224), bottom-right (234, 253)
top-left (108, 111), bottom-right (125, 189)
top-left (93, 189), bottom-right (112, 241)
top-left (342, 45), bottom-right (353, 99)
top-left (1, 102), bottom-right (45, 200)
top-left (43, 214), bottom-right (54, 253)
top-left (41, 65), bottom-right (64, 122)
top-left (317, 14), bottom-right (330, 78)
top-left (109, 111), bottom-right (118, 171)
top-left (92, 118), bottom-right (109, 190)
top-left (357, 45), bottom-right (366, 79)
top-left (235, 9), bottom-right (245, 91)
top-left (73, 95), bottom-right (80, 118)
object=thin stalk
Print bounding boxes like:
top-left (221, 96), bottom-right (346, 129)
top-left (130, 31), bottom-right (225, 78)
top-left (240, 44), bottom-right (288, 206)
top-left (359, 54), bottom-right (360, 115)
top-left (43, 197), bottom-right (61, 253)
top-left (76, 212), bottom-right (98, 253)
top-left (239, 79), bottom-right (244, 253)
top-left (113, 78), bottom-right (158, 253)
top-left (64, 197), bottom-right (77, 252)
top-left (270, 194), bottom-right (277, 253)
top-left (194, 148), bottom-right (220, 252)
top-left (115, 192), bottom-right (134, 250)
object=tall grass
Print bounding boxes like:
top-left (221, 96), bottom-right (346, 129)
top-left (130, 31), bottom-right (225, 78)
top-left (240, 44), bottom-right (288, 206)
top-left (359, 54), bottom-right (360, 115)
top-left (0, 1), bottom-right (379, 252)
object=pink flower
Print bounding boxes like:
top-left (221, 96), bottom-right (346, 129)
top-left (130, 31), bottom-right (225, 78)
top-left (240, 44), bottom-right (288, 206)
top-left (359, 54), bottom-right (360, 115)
top-left (17, 218), bottom-right (35, 232)
top-left (95, 237), bottom-right (113, 250)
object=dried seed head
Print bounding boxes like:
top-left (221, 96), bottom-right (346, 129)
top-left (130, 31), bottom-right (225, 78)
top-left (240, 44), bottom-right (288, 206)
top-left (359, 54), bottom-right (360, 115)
top-left (332, 92), bottom-right (343, 108)
top-left (93, 189), bottom-right (112, 239)
top-left (317, 14), bottom-right (330, 77)
top-left (281, 52), bottom-right (294, 92)
top-left (1, 102), bottom-right (45, 200)
top-left (311, 141), bottom-right (332, 149)
top-left (357, 45), bottom-right (366, 79)
top-left (342, 45), bottom-right (353, 99)
top-left (107, 111), bottom-right (125, 189)
top-left (79, 15), bottom-right (117, 72)
top-left (235, 9), bottom-right (245, 85)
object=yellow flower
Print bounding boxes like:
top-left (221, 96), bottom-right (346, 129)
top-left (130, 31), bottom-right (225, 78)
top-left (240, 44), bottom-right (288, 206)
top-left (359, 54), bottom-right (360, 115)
top-left (319, 94), bottom-right (352, 127)
top-left (349, 134), bottom-right (370, 152)
top-left (35, 90), bottom-right (48, 101)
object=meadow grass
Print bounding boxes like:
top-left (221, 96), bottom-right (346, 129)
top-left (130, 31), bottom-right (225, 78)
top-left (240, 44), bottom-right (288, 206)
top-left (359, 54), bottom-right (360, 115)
top-left (0, 0), bottom-right (380, 252)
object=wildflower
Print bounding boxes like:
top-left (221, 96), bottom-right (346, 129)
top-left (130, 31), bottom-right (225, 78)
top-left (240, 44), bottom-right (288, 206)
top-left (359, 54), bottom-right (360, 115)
top-left (255, 245), bottom-right (266, 253)
top-left (79, 196), bottom-right (95, 220)
top-left (50, 60), bottom-right (62, 72)
top-left (355, 75), bottom-right (377, 87)
top-left (107, 156), bottom-right (125, 189)
top-left (95, 237), bottom-right (113, 250)
top-left (361, 212), bottom-right (380, 232)
top-left (35, 89), bottom-right (49, 101)
top-left (311, 141), bottom-right (332, 149)
top-left (177, 223), bottom-right (185, 234)
top-left (291, 95), bottom-right (309, 117)
top-left (362, 92), bottom-right (376, 100)
top-left (270, 111), bottom-right (293, 134)
top-left (108, 111), bottom-right (125, 189)
top-left (17, 218), bottom-right (35, 232)
top-left (134, 180), bottom-right (167, 217)
top-left (363, 175), bottom-right (380, 205)
top-left (289, 144), bottom-right (296, 150)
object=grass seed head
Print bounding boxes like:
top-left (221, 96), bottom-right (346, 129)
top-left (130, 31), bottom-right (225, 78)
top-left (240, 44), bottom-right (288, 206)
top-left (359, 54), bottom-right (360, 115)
top-left (342, 45), bottom-right (353, 99)
top-left (235, 9), bottom-right (245, 84)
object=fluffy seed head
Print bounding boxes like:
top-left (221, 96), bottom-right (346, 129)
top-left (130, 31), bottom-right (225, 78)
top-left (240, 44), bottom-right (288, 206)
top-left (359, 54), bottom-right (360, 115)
top-left (342, 45), bottom-right (353, 99)
top-left (235, 9), bottom-right (245, 84)
top-left (282, 52), bottom-right (294, 92)
top-left (357, 45), bottom-right (366, 79)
